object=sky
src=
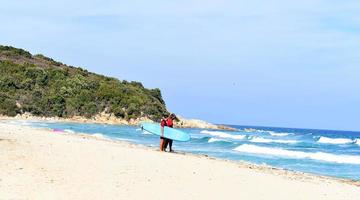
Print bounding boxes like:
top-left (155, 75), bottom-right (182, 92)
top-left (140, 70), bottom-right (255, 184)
top-left (1, 0), bottom-right (360, 131)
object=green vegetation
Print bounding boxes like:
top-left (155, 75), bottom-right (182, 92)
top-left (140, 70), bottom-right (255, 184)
top-left (0, 45), bottom-right (168, 120)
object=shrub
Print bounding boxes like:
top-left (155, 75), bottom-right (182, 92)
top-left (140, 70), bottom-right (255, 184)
top-left (0, 95), bottom-right (19, 116)
top-left (0, 45), bottom-right (168, 120)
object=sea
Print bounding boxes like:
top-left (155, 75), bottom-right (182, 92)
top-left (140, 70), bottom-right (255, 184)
top-left (5, 120), bottom-right (360, 181)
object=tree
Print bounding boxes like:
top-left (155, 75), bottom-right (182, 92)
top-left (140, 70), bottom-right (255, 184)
top-left (0, 95), bottom-right (19, 116)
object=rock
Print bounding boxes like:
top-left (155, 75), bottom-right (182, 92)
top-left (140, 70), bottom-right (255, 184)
top-left (176, 116), bottom-right (237, 131)
top-left (0, 112), bottom-right (236, 130)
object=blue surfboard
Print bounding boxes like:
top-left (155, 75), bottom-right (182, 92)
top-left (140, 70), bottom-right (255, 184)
top-left (141, 122), bottom-right (191, 142)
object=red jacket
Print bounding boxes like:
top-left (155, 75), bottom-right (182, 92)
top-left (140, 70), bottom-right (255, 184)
top-left (166, 118), bottom-right (173, 128)
top-left (161, 118), bottom-right (173, 128)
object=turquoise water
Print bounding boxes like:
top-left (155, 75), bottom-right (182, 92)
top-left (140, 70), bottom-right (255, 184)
top-left (7, 120), bottom-right (360, 181)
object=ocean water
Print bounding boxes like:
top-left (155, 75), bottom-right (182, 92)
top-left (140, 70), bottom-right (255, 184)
top-left (5, 120), bottom-right (360, 181)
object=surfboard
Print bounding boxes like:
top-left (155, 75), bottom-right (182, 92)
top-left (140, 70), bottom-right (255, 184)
top-left (141, 122), bottom-right (191, 142)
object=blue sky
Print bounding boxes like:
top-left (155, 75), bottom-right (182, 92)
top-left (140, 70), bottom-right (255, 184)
top-left (1, 1), bottom-right (360, 131)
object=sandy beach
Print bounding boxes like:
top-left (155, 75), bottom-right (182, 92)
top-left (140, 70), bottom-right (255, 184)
top-left (0, 122), bottom-right (359, 200)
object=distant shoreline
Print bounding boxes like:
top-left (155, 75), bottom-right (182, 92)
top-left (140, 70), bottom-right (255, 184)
top-left (0, 114), bottom-right (237, 131)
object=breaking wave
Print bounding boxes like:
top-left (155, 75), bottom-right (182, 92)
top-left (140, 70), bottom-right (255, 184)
top-left (250, 137), bottom-right (298, 144)
top-left (208, 138), bottom-right (229, 143)
top-left (268, 131), bottom-right (291, 137)
top-left (233, 144), bottom-right (360, 165)
top-left (64, 129), bottom-right (75, 134)
top-left (244, 128), bottom-right (291, 136)
top-left (355, 139), bottom-right (360, 146)
top-left (318, 137), bottom-right (354, 145)
top-left (201, 130), bottom-right (246, 140)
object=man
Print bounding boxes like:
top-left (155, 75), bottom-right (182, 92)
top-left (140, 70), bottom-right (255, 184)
top-left (164, 113), bottom-right (176, 152)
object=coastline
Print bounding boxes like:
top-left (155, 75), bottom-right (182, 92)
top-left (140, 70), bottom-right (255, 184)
top-left (1, 121), bottom-right (359, 199)
top-left (0, 113), bottom-right (237, 131)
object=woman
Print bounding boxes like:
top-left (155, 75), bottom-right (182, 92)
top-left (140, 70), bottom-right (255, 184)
top-left (159, 114), bottom-right (168, 151)
top-left (164, 113), bottom-right (176, 152)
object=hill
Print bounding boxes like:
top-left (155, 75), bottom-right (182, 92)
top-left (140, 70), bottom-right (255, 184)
top-left (0, 45), bottom-right (168, 121)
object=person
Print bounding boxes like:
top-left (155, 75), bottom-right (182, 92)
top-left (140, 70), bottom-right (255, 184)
top-left (164, 113), bottom-right (176, 152)
top-left (159, 114), bottom-right (168, 151)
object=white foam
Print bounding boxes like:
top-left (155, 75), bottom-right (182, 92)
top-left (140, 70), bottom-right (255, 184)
top-left (116, 138), bottom-right (135, 142)
top-left (250, 137), bottom-right (298, 144)
top-left (64, 129), bottom-right (75, 134)
top-left (244, 128), bottom-right (269, 133)
top-left (201, 130), bottom-right (246, 140)
top-left (318, 137), bottom-right (353, 145)
top-left (244, 128), bottom-right (257, 132)
top-left (355, 139), bottom-right (360, 146)
top-left (234, 144), bottom-right (360, 165)
top-left (244, 129), bottom-right (291, 136)
top-left (92, 133), bottom-right (107, 139)
top-left (142, 130), bottom-right (152, 135)
top-left (208, 138), bottom-right (226, 143)
top-left (136, 128), bottom-right (142, 131)
top-left (268, 131), bottom-right (290, 137)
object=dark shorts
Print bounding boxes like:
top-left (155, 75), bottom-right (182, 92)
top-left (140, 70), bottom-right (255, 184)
top-left (160, 136), bottom-right (166, 140)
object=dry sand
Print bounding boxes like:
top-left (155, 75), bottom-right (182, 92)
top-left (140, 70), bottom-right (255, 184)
top-left (0, 122), bottom-right (359, 200)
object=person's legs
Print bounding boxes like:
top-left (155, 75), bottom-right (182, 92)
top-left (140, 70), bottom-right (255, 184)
top-left (164, 138), bottom-right (169, 151)
top-left (169, 139), bottom-right (173, 152)
top-left (160, 138), bottom-right (165, 151)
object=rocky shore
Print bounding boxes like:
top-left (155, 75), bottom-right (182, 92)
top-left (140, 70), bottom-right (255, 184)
top-left (0, 112), bottom-right (237, 131)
